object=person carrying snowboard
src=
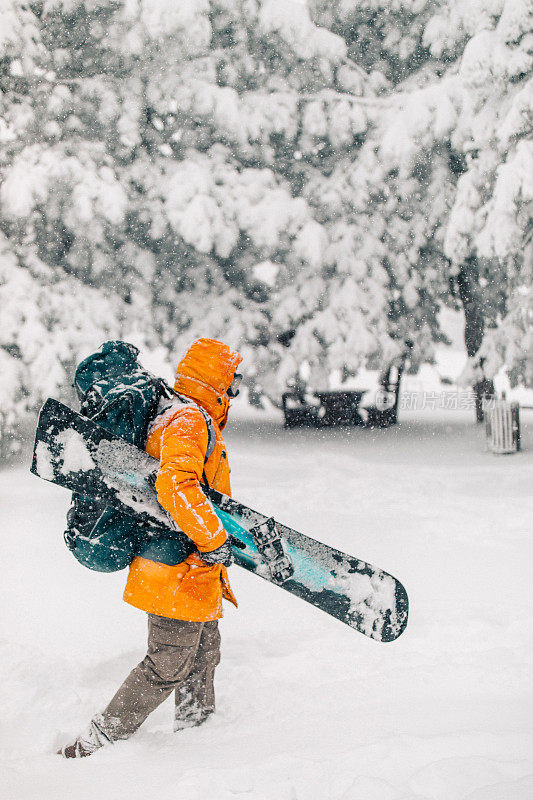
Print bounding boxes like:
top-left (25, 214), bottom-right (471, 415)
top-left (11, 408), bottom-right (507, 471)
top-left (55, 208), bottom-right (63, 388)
top-left (60, 337), bottom-right (243, 758)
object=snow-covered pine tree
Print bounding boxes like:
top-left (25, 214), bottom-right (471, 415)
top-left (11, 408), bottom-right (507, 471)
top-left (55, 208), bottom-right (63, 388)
top-left (286, 0), bottom-right (454, 382)
top-left (1, 0), bottom-right (390, 431)
top-left (1, 0), bottom-right (530, 452)
top-left (0, 0), bottom-right (140, 452)
top-left (306, 0), bottom-right (532, 398)
top-left (433, 0), bottom-right (533, 389)
top-left (109, 0), bottom-right (388, 397)
top-left (369, 0), bottom-right (531, 388)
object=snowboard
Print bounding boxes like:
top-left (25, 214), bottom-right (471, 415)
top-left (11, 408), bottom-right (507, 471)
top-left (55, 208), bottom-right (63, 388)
top-left (31, 398), bottom-right (409, 642)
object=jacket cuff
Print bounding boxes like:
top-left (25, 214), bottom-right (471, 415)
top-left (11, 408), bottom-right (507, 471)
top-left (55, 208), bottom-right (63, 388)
top-left (196, 531), bottom-right (228, 553)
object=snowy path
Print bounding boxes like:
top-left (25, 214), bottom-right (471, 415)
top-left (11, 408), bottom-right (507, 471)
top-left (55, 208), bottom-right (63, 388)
top-left (1, 409), bottom-right (532, 799)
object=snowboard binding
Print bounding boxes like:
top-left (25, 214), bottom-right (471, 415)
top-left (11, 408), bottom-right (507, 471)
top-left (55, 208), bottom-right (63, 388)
top-left (249, 517), bottom-right (294, 583)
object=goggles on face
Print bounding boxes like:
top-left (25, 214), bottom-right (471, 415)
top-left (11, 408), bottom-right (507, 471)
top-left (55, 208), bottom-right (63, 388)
top-left (227, 372), bottom-right (243, 398)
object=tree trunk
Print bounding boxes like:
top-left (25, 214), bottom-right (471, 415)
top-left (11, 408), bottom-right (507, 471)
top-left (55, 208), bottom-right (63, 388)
top-left (456, 257), bottom-right (495, 422)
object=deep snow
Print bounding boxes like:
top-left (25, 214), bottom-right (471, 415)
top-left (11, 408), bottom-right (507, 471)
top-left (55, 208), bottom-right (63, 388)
top-left (1, 405), bottom-right (532, 800)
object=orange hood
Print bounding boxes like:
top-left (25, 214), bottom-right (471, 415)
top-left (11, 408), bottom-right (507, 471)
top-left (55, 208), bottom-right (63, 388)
top-left (174, 338), bottom-right (243, 429)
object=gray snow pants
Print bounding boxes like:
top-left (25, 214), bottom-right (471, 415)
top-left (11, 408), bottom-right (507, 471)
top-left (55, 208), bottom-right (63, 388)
top-left (95, 614), bottom-right (221, 741)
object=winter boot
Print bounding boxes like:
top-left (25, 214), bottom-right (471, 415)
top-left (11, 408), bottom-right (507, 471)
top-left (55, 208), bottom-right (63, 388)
top-left (58, 717), bottom-right (112, 758)
top-left (174, 703), bottom-right (214, 732)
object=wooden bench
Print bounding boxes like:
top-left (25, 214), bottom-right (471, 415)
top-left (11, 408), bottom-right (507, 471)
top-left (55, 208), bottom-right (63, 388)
top-left (363, 356), bottom-right (406, 428)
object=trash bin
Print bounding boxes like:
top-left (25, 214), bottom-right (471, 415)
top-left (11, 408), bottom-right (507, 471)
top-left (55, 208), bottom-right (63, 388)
top-left (484, 400), bottom-right (520, 454)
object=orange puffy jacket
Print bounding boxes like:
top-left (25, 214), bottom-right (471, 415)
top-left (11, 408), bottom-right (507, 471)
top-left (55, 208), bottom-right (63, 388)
top-left (123, 338), bottom-right (242, 621)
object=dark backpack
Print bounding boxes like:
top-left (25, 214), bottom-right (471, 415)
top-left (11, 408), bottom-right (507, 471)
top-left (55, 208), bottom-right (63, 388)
top-left (64, 340), bottom-right (214, 572)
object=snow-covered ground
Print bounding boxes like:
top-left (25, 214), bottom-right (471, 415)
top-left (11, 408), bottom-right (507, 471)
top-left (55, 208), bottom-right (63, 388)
top-left (2, 405), bottom-right (533, 800)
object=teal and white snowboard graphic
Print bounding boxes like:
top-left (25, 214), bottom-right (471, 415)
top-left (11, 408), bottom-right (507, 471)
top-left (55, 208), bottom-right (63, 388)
top-left (31, 399), bottom-right (409, 642)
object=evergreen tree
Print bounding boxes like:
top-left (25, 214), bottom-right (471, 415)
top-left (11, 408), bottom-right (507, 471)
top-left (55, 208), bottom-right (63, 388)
top-left (1, 0), bottom-right (383, 431)
top-left (1, 0), bottom-right (530, 451)
top-left (309, 0), bottom-right (532, 394)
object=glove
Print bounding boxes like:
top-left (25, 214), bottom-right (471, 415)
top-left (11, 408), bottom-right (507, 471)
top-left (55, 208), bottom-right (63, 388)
top-left (199, 539), bottom-right (234, 567)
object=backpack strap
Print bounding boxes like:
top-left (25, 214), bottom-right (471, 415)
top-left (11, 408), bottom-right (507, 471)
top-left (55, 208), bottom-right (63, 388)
top-left (192, 405), bottom-right (216, 491)
top-left (195, 404), bottom-right (216, 460)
